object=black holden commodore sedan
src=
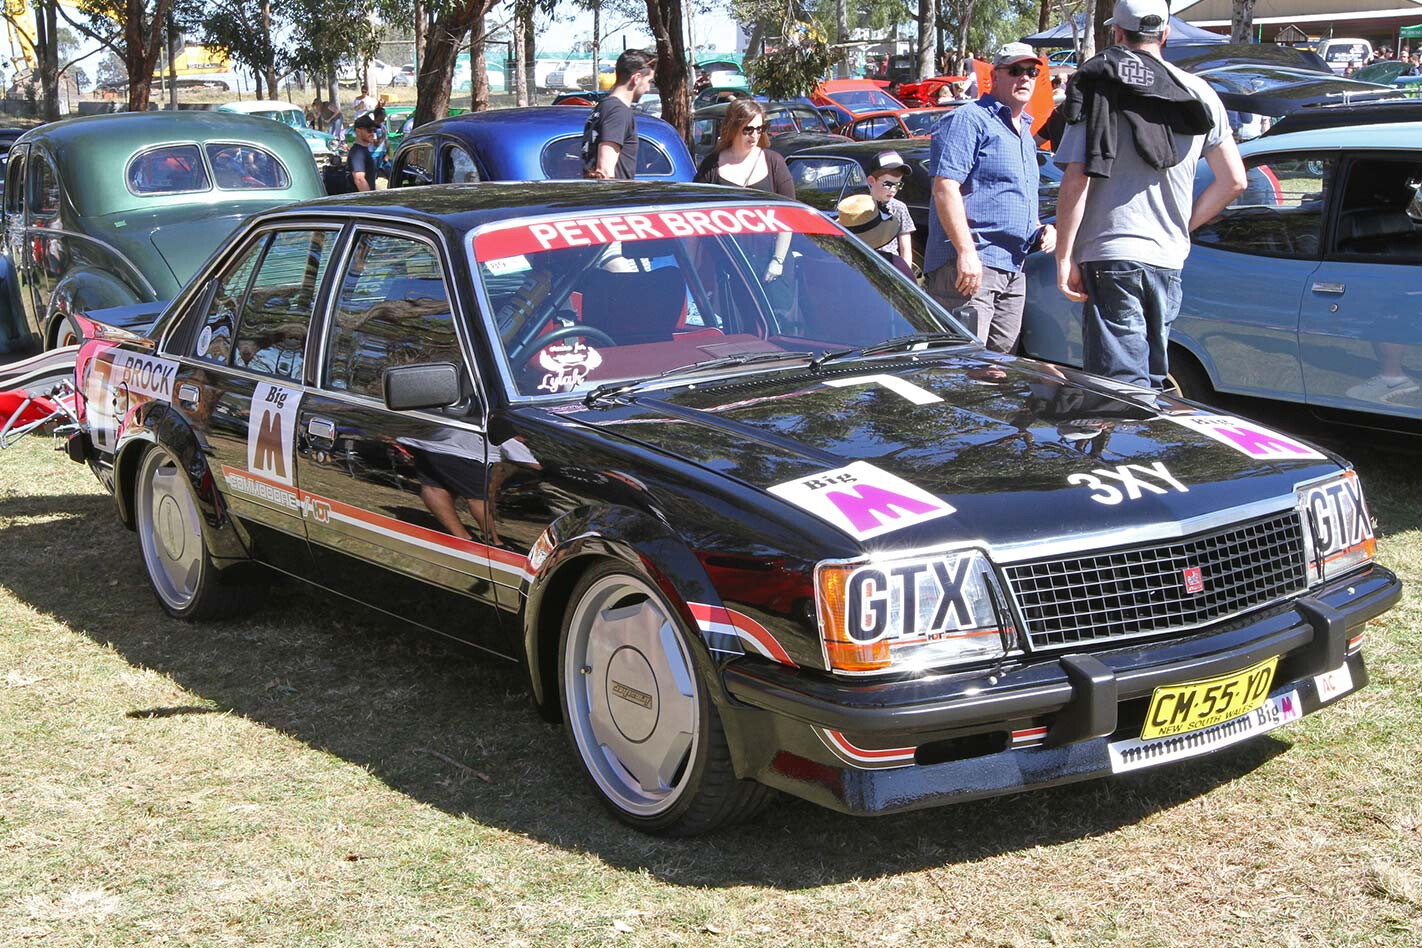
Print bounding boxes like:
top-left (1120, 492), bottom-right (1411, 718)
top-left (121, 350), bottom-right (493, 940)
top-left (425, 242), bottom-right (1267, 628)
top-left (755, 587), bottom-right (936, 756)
top-left (65, 182), bottom-right (1398, 835)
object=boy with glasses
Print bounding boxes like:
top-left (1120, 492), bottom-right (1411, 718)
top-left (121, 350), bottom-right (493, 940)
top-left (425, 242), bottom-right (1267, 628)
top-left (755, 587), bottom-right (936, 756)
top-left (865, 150), bottom-right (915, 271)
top-left (925, 42), bottom-right (1055, 353)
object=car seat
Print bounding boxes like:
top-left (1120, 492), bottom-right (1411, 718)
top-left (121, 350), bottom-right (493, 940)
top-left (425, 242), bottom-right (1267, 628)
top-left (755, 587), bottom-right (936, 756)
top-left (578, 266), bottom-right (688, 345)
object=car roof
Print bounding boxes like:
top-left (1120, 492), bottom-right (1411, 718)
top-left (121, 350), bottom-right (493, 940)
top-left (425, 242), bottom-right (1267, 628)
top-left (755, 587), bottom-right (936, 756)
top-left (786, 139), bottom-right (931, 160)
top-left (845, 107), bottom-right (949, 119)
top-left (218, 100), bottom-right (299, 112)
top-left (1243, 119), bottom-right (1422, 154)
top-left (255, 181), bottom-right (804, 235)
top-left (693, 98), bottom-right (814, 118)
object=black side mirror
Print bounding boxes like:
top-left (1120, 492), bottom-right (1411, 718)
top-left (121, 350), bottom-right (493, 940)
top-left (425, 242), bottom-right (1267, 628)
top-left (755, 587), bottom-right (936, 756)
top-left (383, 362), bottom-right (462, 412)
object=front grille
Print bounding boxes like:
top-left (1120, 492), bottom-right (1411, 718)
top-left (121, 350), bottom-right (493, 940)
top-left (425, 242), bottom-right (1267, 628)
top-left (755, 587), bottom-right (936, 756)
top-left (1004, 511), bottom-right (1308, 650)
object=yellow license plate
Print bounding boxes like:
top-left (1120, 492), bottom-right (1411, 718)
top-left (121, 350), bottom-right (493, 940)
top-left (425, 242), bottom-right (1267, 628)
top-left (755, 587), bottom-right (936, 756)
top-left (1141, 657), bottom-right (1279, 741)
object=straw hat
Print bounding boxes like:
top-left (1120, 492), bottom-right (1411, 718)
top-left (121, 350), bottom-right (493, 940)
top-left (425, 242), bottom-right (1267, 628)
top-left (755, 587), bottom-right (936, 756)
top-left (836, 193), bottom-right (899, 249)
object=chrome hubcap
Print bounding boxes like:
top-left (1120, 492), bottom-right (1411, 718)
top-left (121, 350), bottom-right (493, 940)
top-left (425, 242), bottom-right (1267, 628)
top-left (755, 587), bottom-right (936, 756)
top-left (137, 450), bottom-right (204, 611)
top-left (565, 574), bottom-right (699, 817)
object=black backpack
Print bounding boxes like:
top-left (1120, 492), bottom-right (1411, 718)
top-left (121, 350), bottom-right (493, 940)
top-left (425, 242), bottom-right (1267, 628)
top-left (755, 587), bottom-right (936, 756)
top-left (322, 156), bottom-right (357, 195)
top-left (579, 101), bottom-right (606, 178)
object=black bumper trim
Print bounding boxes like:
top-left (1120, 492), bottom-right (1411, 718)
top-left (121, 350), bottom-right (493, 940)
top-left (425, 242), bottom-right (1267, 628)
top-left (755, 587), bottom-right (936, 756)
top-left (722, 566), bottom-right (1400, 740)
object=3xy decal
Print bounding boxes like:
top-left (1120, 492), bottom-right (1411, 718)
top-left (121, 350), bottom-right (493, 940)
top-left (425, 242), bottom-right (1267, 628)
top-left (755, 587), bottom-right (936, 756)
top-left (1068, 462), bottom-right (1188, 506)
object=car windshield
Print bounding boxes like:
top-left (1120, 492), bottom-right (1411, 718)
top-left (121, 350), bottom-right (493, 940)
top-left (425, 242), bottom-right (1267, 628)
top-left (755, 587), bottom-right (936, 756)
top-left (253, 109), bottom-right (306, 129)
top-left (1202, 65), bottom-right (1383, 92)
top-left (789, 107), bottom-right (831, 132)
top-left (470, 203), bottom-right (964, 398)
top-left (902, 111), bottom-right (945, 135)
top-left (831, 90), bottom-right (902, 113)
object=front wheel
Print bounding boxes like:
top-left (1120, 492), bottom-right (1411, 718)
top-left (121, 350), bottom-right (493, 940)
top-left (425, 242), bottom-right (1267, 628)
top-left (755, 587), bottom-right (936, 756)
top-left (134, 447), bottom-right (245, 620)
top-left (559, 562), bottom-right (771, 835)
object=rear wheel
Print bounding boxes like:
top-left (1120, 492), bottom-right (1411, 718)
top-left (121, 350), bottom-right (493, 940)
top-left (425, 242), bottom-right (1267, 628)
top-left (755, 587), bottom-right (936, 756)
top-left (134, 447), bottom-right (244, 620)
top-left (1165, 347), bottom-right (1214, 404)
top-left (559, 562), bottom-right (771, 835)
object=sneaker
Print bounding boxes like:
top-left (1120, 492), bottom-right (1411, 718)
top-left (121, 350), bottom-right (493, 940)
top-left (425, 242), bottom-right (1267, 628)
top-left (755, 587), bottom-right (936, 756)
top-left (1345, 375), bottom-right (1419, 402)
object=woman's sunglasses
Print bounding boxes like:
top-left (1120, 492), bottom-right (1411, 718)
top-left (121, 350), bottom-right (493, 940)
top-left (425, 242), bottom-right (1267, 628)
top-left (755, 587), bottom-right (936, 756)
top-left (740, 124), bottom-right (766, 136)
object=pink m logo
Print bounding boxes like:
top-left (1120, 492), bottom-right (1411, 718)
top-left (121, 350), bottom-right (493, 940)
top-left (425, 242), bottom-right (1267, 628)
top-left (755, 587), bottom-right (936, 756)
top-left (1213, 424), bottom-right (1313, 458)
top-left (824, 484), bottom-right (941, 534)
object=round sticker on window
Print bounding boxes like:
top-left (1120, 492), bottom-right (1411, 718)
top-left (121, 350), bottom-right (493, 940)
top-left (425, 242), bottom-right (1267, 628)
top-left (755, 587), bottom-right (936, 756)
top-left (196, 326), bottom-right (213, 357)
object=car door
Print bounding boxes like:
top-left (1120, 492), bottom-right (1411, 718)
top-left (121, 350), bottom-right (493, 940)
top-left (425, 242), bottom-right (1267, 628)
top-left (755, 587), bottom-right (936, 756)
top-left (1, 144), bottom-right (29, 348)
top-left (1298, 150), bottom-right (1422, 418)
top-left (20, 149), bottom-right (62, 342)
top-left (295, 226), bottom-right (507, 654)
top-left (175, 224), bottom-right (340, 576)
top-left (439, 141), bottom-right (482, 184)
top-left (391, 140), bottom-right (434, 187)
top-left (1181, 152), bottom-right (1335, 400)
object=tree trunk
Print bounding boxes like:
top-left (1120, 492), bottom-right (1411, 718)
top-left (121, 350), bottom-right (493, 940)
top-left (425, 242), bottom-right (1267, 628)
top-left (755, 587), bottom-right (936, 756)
top-left (645, 0), bottom-right (689, 139)
top-left (167, 12), bottom-right (178, 111)
top-left (1039, 0), bottom-right (1050, 32)
top-left (916, 0), bottom-right (935, 80)
top-left (261, 0), bottom-right (278, 96)
top-left (957, 0), bottom-right (978, 68)
top-left (124, 0), bottom-right (173, 112)
top-left (836, 0), bottom-right (849, 78)
top-left (1230, 0), bottom-right (1256, 43)
top-left (1092, 0), bottom-right (1111, 58)
top-left (1081, 0), bottom-right (1098, 59)
top-left (414, 0), bottom-right (425, 83)
top-left (592, 1), bottom-right (600, 84)
top-left (327, 73), bottom-right (339, 111)
top-left (512, 15), bottom-right (528, 106)
top-left (36, 0), bottom-right (60, 120)
top-left (414, 0), bottom-right (497, 127)
top-left (744, 22), bottom-right (763, 61)
top-left (521, 7), bottom-right (534, 102)
top-left (473, 18), bottom-right (489, 110)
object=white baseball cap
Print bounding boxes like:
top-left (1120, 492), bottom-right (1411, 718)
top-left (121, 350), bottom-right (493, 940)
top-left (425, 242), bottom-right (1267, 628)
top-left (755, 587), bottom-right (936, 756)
top-left (992, 42), bottom-right (1039, 67)
top-left (1107, 0), bottom-right (1169, 33)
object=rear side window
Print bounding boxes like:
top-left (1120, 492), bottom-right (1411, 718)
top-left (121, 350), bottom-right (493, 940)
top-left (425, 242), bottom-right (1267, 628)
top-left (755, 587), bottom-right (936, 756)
top-left (194, 237), bottom-right (266, 365)
top-left (324, 233), bottom-right (462, 399)
top-left (443, 144), bottom-right (480, 183)
top-left (128, 145), bottom-right (210, 194)
top-left (30, 156), bottom-right (59, 219)
top-left (206, 144), bottom-right (290, 190)
top-left (540, 135), bottom-right (674, 178)
top-left (230, 230), bottom-right (337, 380)
top-left (396, 142), bottom-right (434, 186)
top-left (4, 150), bottom-right (23, 215)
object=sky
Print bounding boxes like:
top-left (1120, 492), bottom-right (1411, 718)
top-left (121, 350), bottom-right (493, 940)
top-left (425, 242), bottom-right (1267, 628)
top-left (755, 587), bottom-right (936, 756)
top-left (533, 5), bottom-right (746, 58)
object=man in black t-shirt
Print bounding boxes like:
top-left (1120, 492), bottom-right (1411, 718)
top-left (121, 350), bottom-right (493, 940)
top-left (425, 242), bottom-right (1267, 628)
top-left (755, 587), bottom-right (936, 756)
top-left (349, 113), bottom-right (377, 191)
top-left (582, 49), bottom-right (656, 180)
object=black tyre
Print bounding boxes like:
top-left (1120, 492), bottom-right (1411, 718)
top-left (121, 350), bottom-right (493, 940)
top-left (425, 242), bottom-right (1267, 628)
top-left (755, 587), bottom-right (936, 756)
top-left (558, 560), bottom-right (772, 835)
top-left (1165, 348), bottom-right (1214, 404)
top-left (134, 447), bottom-right (246, 620)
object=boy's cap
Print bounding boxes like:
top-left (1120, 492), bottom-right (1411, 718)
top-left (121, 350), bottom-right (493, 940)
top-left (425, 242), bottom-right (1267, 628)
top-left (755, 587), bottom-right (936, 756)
top-left (1106, 0), bottom-right (1168, 33)
top-left (992, 42), bottom-right (1039, 67)
top-left (869, 150), bottom-right (908, 176)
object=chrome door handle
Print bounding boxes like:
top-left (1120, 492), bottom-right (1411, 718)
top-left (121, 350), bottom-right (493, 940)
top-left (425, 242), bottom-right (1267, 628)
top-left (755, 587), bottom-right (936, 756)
top-left (1311, 282), bottom-right (1345, 295)
top-left (306, 417), bottom-right (336, 441)
top-left (176, 383), bottom-right (200, 408)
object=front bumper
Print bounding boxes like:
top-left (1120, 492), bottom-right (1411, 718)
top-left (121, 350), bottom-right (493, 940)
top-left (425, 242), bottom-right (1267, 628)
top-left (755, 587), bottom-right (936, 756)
top-left (719, 565), bottom-right (1399, 815)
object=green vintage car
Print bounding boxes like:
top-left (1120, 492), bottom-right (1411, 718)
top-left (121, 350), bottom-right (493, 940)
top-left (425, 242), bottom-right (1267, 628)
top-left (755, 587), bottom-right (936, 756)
top-left (0, 111), bottom-right (323, 352)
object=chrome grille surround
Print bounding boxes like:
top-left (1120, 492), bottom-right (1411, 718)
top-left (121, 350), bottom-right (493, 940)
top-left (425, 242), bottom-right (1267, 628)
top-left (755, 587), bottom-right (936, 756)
top-left (1004, 510), bottom-right (1309, 651)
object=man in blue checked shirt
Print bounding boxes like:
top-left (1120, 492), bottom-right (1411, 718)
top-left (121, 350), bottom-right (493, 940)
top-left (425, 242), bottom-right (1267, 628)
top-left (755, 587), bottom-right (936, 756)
top-left (926, 42), bottom-right (1055, 353)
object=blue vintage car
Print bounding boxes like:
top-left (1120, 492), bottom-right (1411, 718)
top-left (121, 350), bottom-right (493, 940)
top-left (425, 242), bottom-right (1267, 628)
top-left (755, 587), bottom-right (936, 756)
top-left (387, 106), bottom-right (696, 185)
top-left (1020, 119), bottom-right (1422, 422)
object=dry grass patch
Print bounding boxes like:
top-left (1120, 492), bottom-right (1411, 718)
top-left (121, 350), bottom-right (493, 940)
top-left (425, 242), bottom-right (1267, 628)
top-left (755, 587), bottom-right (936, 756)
top-left (1, 434), bottom-right (1419, 947)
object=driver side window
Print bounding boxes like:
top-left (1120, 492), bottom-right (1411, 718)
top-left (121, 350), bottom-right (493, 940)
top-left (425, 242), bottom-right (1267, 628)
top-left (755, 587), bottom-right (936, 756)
top-left (1193, 155), bottom-right (1332, 258)
top-left (230, 229), bottom-right (337, 380)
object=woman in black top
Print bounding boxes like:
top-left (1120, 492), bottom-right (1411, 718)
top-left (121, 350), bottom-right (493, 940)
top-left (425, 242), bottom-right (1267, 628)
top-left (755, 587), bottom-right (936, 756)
top-left (694, 99), bottom-right (796, 288)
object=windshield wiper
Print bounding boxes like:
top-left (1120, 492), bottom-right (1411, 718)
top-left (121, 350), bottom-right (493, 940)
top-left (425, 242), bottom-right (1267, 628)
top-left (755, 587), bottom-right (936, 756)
top-left (857, 331), bottom-right (967, 358)
top-left (583, 350), bottom-right (813, 406)
top-left (806, 347), bottom-right (857, 372)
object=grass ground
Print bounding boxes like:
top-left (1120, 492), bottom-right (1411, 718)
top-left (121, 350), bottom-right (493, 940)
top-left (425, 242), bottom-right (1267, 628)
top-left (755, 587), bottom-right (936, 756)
top-left (1, 426), bottom-right (1419, 947)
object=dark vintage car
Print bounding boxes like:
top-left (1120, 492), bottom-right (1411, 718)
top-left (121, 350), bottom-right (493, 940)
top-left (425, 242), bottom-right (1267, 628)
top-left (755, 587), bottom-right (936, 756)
top-left (387, 107), bottom-right (695, 186)
top-left (690, 99), bottom-right (849, 163)
top-left (65, 184), bottom-right (1397, 835)
top-left (786, 139), bottom-right (1062, 267)
top-left (0, 111), bottom-right (322, 353)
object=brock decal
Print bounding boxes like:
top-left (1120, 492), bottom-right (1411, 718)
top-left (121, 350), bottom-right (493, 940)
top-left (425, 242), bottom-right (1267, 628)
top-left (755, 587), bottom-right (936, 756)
top-left (248, 383), bottom-right (301, 486)
top-left (768, 461), bottom-right (955, 540)
top-left (84, 350), bottom-right (180, 453)
top-left (1171, 414), bottom-right (1325, 461)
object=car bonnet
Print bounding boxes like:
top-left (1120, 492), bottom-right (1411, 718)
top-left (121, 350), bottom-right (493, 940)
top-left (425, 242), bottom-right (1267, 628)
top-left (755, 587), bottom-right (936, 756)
top-left (560, 353), bottom-right (1344, 552)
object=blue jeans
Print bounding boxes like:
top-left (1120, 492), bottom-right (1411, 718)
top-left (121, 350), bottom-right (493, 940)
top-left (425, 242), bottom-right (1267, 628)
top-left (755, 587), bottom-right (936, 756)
top-left (1081, 262), bottom-right (1183, 390)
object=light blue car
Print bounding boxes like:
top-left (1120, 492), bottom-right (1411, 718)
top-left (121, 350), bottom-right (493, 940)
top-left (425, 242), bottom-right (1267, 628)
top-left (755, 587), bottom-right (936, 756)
top-left (1020, 120), bottom-right (1422, 421)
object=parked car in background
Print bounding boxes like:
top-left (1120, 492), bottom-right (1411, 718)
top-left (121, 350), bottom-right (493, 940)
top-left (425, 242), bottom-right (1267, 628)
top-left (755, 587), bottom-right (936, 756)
top-left (551, 90), bottom-right (608, 108)
top-left (812, 79), bottom-right (905, 125)
top-left (1317, 37), bottom-right (1373, 75)
top-left (692, 86), bottom-right (753, 109)
top-left (1020, 119), bottom-right (1422, 424)
top-left (839, 107), bottom-right (952, 141)
top-left (388, 107), bottom-right (695, 185)
top-left (65, 182), bottom-right (1397, 835)
top-left (695, 57), bottom-right (749, 91)
top-left (690, 99), bottom-right (849, 163)
top-left (0, 111), bottom-right (322, 353)
top-left (787, 139), bottom-right (1063, 268)
top-left (216, 100), bottom-right (340, 164)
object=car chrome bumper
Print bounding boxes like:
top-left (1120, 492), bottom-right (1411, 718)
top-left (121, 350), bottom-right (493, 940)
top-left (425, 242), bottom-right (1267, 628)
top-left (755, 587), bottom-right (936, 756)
top-left (719, 565), bottom-right (1399, 815)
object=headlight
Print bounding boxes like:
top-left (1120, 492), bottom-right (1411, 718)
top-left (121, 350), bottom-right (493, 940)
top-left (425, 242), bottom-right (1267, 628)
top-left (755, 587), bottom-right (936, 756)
top-left (1298, 470), bottom-right (1375, 584)
top-left (814, 548), bottom-right (1016, 675)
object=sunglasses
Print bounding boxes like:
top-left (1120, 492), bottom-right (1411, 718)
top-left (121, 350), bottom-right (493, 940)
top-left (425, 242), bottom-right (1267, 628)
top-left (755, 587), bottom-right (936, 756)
top-left (875, 179), bottom-right (904, 190)
top-left (740, 124), bottom-right (766, 136)
top-left (1001, 64), bottom-right (1040, 78)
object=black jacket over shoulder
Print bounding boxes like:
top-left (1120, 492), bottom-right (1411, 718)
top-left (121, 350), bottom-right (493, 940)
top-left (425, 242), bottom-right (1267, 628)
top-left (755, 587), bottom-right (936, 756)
top-left (1063, 46), bottom-right (1214, 178)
